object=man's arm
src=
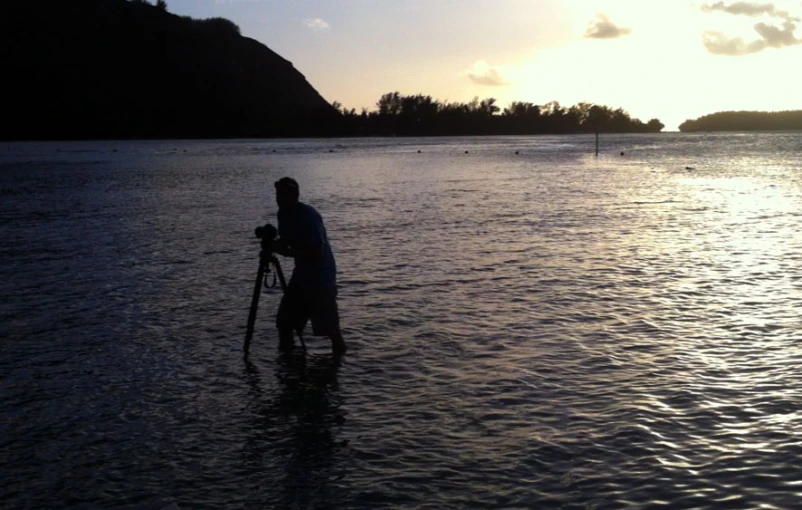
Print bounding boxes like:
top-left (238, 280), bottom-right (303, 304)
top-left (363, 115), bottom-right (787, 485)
top-left (275, 208), bottom-right (326, 261)
top-left (274, 238), bottom-right (324, 261)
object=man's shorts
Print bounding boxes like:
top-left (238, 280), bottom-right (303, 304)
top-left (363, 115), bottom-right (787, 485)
top-left (276, 285), bottom-right (341, 337)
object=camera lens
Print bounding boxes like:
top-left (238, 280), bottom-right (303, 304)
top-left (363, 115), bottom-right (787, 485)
top-left (255, 224), bottom-right (277, 240)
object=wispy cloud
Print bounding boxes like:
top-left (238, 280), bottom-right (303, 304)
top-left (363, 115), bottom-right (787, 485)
top-left (700, 2), bottom-right (802, 55)
top-left (700, 1), bottom-right (800, 22)
top-left (466, 60), bottom-right (509, 86)
top-left (303, 18), bottom-right (330, 31)
top-left (583, 13), bottom-right (632, 40)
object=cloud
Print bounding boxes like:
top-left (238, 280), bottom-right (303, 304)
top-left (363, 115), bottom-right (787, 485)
top-left (702, 31), bottom-right (768, 54)
top-left (755, 20), bottom-right (801, 45)
top-left (303, 18), bottom-right (330, 31)
top-left (467, 60), bottom-right (509, 86)
top-left (700, 2), bottom-right (800, 22)
top-left (583, 13), bottom-right (632, 39)
top-left (700, 2), bottom-right (802, 54)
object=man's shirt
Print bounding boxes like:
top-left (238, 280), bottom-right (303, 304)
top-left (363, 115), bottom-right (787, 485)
top-left (277, 202), bottom-right (337, 288)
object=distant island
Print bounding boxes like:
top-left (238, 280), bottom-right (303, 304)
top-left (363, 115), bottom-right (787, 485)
top-left (679, 111), bottom-right (802, 132)
top-left (3, 0), bottom-right (663, 140)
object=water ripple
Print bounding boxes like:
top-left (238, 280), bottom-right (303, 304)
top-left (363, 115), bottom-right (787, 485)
top-left (3, 134), bottom-right (802, 508)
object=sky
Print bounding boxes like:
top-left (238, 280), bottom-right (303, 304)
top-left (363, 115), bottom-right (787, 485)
top-left (163, 0), bottom-right (802, 130)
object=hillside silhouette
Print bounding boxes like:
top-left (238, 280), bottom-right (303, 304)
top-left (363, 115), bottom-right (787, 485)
top-left (2, 0), bottom-right (338, 140)
top-left (679, 111), bottom-right (802, 132)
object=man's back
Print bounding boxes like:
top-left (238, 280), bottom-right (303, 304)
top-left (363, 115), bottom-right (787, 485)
top-left (277, 201), bottom-right (336, 287)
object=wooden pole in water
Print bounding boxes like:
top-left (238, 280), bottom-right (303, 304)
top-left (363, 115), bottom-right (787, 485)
top-left (595, 131), bottom-right (599, 157)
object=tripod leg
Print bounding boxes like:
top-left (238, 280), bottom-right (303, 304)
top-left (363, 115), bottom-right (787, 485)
top-left (244, 260), bottom-right (266, 355)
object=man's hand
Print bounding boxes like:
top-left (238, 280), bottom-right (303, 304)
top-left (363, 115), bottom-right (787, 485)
top-left (273, 239), bottom-right (323, 260)
top-left (273, 239), bottom-right (291, 257)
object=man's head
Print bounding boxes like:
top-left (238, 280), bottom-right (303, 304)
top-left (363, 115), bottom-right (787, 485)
top-left (275, 177), bottom-right (300, 211)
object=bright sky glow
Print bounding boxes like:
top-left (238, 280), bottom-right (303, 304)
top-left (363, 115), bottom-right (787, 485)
top-left (165, 0), bottom-right (802, 130)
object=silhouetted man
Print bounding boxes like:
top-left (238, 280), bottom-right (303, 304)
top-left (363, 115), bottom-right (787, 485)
top-left (273, 177), bottom-right (347, 355)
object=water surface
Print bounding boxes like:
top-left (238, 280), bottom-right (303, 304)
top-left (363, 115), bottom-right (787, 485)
top-left (2, 134), bottom-right (802, 509)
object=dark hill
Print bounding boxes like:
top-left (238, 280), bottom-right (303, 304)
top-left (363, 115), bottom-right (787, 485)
top-left (1, 0), bottom-right (339, 140)
top-left (679, 110), bottom-right (802, 132)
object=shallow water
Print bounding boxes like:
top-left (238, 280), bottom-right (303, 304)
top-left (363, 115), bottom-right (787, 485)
top-left (2, 133), bottom-right (802, 509)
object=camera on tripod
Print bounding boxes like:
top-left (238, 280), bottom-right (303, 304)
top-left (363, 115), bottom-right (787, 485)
top-left (254, 223), bottom-right (278, 254)
top-left (245, 222), bottom-right (294, 354)
top-left (255, 223), bottom-right (277, 241)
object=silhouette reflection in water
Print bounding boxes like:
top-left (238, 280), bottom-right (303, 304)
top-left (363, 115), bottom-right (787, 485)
top-left (242, 354), bottom-right (349, 508)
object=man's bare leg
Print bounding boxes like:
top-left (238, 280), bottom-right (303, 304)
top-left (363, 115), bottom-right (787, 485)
top-left (330, 329), bottom-right (347, 355)
top-left (278, 327), bottom-right (295, 352)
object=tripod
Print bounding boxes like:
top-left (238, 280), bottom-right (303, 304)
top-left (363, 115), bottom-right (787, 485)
top-left (243, 233), bottom-right (307, 356)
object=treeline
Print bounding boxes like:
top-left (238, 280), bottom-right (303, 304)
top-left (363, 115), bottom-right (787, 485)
top-left (130, 0), bottom-right (242, 38)
top-left (335, 93), bottom-right (664, 136)
top-left (679, 110), bottom-right (802, 132)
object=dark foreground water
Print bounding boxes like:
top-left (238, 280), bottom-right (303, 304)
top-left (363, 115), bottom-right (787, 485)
top-left (2, 134), bottom-right (802, 509)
